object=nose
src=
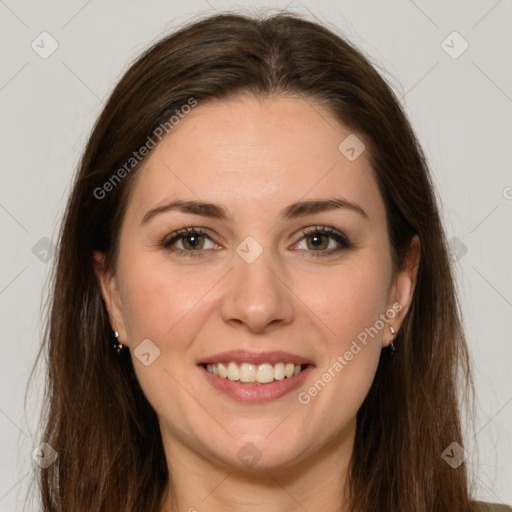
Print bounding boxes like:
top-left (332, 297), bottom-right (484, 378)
top-left (220, 247), bottom-right (295, 333)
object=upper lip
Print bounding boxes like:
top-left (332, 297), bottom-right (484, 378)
top-left (197, 350), bottom-right (315, 367)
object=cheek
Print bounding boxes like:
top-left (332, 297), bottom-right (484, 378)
top-left (295, 258), bottom-right (390, 401)
top-left (118, 256), bottom-right (217, 342)
top-left (117, 259), bottom-right (216, 422)
top-left (293, 265), bottom-right (388, 443)
top-left (302, 259), bottom-right (392, 344)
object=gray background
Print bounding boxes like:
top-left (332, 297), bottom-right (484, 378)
top-left (0, 0), bottom-right (511, 509)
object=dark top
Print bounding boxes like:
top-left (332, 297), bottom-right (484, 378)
top-left (473, 502), bottom-right (512, 511)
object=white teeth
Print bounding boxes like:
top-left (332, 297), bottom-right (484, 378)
top-left (257, 363), bottom-right (275, 383)
top-left (285, 363), bottom-right (295, 378)
top-left (274, 362), bottom-right (285, 380)
top-left (239, 363), bottom-right (256, 382)
top-left (217, 362), bottom-right (228, 378)
top-left (205, 361), bottom-right (306, 383)
top-left (227, 361), bottom-right (240, 381)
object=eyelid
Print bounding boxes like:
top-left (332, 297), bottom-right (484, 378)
top-left (161, 225), bottom-right (352, 257)
top-left (162, 226), bottom-right (219, 247)
top-left (299, 225), bottom-right (350, 244)
top-left (291, 225), bottom-right (352, 254)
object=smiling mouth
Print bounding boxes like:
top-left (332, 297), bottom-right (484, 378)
top-left (201, 361), bottom-right (310, 385)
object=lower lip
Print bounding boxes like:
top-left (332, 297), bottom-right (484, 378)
top-left (199, 364), bottom-right (314, 403)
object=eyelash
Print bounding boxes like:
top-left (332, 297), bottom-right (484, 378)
top-left (161, 225), bottom-right (352, 259)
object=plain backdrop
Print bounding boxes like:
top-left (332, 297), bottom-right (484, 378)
top-left (0, 0), bottom-right (511, 510)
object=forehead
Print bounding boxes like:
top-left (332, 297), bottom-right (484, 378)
top-left (125, 94), bottom-right (384, 222)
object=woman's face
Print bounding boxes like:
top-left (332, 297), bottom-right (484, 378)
top-left (95, 94), bottom-right (418, 472)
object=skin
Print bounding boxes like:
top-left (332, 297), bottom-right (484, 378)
top-left (94, 94), bottom-right (420, 512)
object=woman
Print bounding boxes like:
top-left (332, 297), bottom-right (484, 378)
top-left (30, 11), bottom-right (510, 512)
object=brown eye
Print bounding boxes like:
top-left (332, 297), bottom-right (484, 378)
top-left (294, 226), bottom-right (351, 256)
top-left (180, 233), bottom-right (205, 250)
top-left (305, 232), bottom-right (330, 250)
top-left (162, 227), bottom-right (218, 258)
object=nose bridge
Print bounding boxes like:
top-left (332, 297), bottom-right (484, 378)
top-left (220, 238), bottom-right (294, 331)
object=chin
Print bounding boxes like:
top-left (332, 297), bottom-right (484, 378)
top-left (205, 432), bottom-right (310, 472)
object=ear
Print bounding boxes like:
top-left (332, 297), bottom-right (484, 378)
top-left (383, 234), bottom-right (420, 347)
top-left (93, 251), bottom-right (129, 346)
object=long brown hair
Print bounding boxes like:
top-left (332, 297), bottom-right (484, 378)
top-left (28, 10), bottom-right (477, 511)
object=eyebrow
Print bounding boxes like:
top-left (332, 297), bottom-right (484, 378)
top-left (140, 197), bottom-right (368, 226)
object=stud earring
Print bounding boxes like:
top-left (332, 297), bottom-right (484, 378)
top-left (113, 331), bottom-right (124, 353)
top-left (390, 326), bottom-right (397, 355)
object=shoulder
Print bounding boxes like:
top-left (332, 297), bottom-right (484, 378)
top-left (471, 501), bottom-right (512, 511)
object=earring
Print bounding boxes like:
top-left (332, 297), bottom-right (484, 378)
top-left (113, 331), bottom-right (124, 353)
top-left (390, 326), bottom-right (397, 355)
